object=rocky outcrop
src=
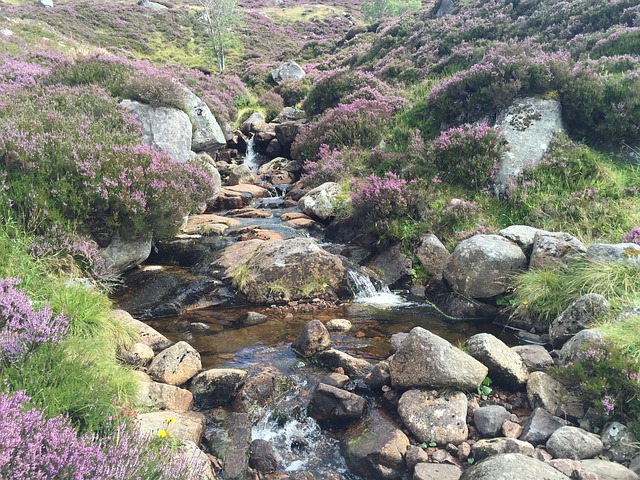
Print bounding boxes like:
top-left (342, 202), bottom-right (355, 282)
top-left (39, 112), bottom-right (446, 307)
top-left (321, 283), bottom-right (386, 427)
top-left (465, 333), bottom-right (529, 389)
top-left (271, 61), bottom-right (306, 84)
top-left (148, 341), bottom-right (202, 386)
top-left (190, 368), bottom-right (248, 409)
top-left (549, 293), bottom-right (609, 348)
top-left (493, 97), bottom-right (564, 195)
top-left (182, 87), bottom-right (226, 152)
top-left (100, 234), bottom-right (153, 274)
top-left (444, 235), bottom-right (526, 298)
top-left (298, 182), bottom-right (343, 221)
top-left (390, 327), bottom-right (487, 390)
top-left (459, 453), bottom-right (571, 480)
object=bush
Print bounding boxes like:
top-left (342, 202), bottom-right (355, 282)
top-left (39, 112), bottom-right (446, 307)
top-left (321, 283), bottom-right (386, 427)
top-left (301, 145), bottom-right (365, 186)
top-left (257, 90), bottom-right (284, 121)
top-left (623, 227), bottom-right (640, 245)
top-left (274, 78), bottom-right (312, 107)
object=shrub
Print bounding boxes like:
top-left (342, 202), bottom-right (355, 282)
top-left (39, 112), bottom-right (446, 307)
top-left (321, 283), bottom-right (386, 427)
top-left (257, 90), bottom-right (284, 121)
top-left (301, 145), bottom-right (365, 186)
top-left (274, 78), bottom-right (312, 107)
top-left (623, 227), bottom-right (640, 245)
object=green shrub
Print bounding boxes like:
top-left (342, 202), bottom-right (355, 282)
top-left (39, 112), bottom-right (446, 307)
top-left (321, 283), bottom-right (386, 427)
top-left (274, 78), bottom-right (312, 107)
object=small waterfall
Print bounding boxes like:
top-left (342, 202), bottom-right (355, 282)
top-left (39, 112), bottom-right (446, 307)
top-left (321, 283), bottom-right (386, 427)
top-left (243, 136), bottom-right (261, 173)
top-left (347, 269), bottom-right (410, 307)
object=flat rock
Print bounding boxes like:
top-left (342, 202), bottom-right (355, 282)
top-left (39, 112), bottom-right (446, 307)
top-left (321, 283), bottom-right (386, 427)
top-left (459, 453), bottom-right (571, 480)
top-left (465, 333), bottom-right (529, 389)
top-left (224, 184), bottom-right (270, 198)
top-left (137, 411), bottom-right (205, 444)
top-left (190, 368), bottom-right (248, 409)
top-left (148, 341), bottom-right (202, 386)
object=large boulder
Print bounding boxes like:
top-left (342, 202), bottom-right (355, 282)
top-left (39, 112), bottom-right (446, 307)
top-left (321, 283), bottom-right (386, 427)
top-left (389, 327), bottom-right (488, 390)
top-left (549, 293), bottom-right (609, 348)
top-left (182, 87), bottom-right (226, 152)
top-left (519, 407), bottom-right (569, 445)
top-left (298, 182), bottom-right (343, 221)
top-left (546, 426), bottom-right (604, 460)
top-left (100, 234), bottom-right (152, 274)
top-left (398, 390), bottom-right (468, 445)
top-left (120, 99), bottom-right (192, 163)
top-left (465, 333), bottom-right (529, 389)
top-left (444, 235), bottom-right (526, 298)
top-left (239, 238), bottom-right (348, 303)
top-left (512, 345), bottom-right (554, 372)
top-left (556, 329), bottom-right (605, 365)
top-left (493, 97), bottom-right (564, 195)
top-left (240, 112), bottom-right (266, 136)
top-left (459, 453), bottom-right (571, 480)
top-left (529, 231), bottom-right (587, 269)
top-left (587, 243), bottom-right (640, 265)
top-left (190, 368), bottom-right (248, 409)
top-left (148, 341), bottom-right (202, 386)
top-left (415, 233), bottom-right (450, 280)
top-left (342, 410), bottom-right (410, 480)
top-left (271, 61), bottom-right (306, 84)
top-left (499, 225), bottom-right (545, 257)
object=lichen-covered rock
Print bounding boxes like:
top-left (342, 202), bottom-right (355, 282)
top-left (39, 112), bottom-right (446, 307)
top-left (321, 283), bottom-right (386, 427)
top-left (177, 440), bottom-right (218, 480)
top-left (364, 244), bottom-right (413, 287)
top-left (465, 333), bottom-right (529, 389)
top-left (148, 341), bottom-right (202, 386)
top-left (499, 225), bottom-right (545, 257)
top-left (444, 235), bottom-right (526, 298)
top-left (292, 319), bottom-right (331, 357)
top-left (529, 231), bottom-right (587, 269)
top-left (398, 390), bottom-right (468, 445)
top-left (546, 426), bottom-right (604, 460)
top-left (119, 342), bottom-right (155, 367)
top-left (298, 182), bottom-right (343, 221)
top-left (557, 329), bottom-right (605, 365)
top-left (228, 164), bottom-right (254, 185)
top-left (549, 294), bottom-right (609, 348)
top-left (390, 327), bottom-right (487, 390)
top-left (271, 61), bottom-right (306, 84)
top-left (459, 453), bottom-right (570, 480)
top-left (586, 243), bottom-right (640, 266)
top-left (602, 422), bottom-right (639, 463)
top-left (527, 371), bottom-right (563, 415)
top-left (204, 413), bottom-right (251, 480)
top-left (182, 87), bottom-right (226, 152)
top-left (190, 368), bottom-right (248, 409)
top-left (415, 233), bottom-right (450, 280)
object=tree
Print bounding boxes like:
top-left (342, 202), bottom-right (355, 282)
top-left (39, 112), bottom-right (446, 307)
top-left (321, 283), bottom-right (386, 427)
top-left (195, 0), bottom-right (242, 72)
top-left (361, 0), bottom-right (421, 22)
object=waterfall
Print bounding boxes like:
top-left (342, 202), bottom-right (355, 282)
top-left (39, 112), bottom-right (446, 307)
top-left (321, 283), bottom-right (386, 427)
top-left (347, 269), bottom-right (410, 307)
top-left (347, 269), bottom-right (378, 298)
top-left (243, 136), bottom-right (261, 173)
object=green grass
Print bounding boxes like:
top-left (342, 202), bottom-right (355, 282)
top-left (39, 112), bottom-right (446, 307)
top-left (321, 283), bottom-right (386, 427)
top-left (596, 314), bottom-right (640, 361)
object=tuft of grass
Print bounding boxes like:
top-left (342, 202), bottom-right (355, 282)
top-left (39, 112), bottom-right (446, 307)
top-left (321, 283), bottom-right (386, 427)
top-left (231, 264), bottom-right (252, 292)
top-left (596, 314), bottom-right (640, 361)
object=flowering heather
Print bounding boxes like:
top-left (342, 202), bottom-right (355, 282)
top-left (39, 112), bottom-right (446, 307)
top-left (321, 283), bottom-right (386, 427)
top-left (350, 172), bottom-right (414, 223)
top-left (0, 278), bottom-right (69, 364)
top-left (301, 145), bottom-right (363, 185)
top-left (623, 227), bottom-right (640, 245)
top-left (0, 390), bottom-right (199, 480)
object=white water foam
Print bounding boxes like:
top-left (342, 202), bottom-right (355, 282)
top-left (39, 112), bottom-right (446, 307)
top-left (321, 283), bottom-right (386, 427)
top-left (347, 269), bottom-right (411, 307)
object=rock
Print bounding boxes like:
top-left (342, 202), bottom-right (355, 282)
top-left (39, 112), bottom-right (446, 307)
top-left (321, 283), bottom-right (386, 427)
top-left (527, 371), bottom-right (564, 415)
top-left (249, 439), bottom-right (278, 474)
top-left (292, 319), bottom-right (331, 357)
top-left (630, 455), bottom-right (640, 476)
top-left (342, 410), bottom-right (410, 480)
top-left (240, 238), bottom-right (348, 304)
top-left (389, 327), bottom-right (488, 390)
top-left (512, 345), bottom-right (554, 372)
top-left (120, 99), bottom-right (192, 163)
top-left (240, 112), bottom-right (266, 135)
top-left (37, 0), bottom-right (53, 7)
top-left (205, 413), bottom-right (251, 480)
top-left (148, 341), bottom-right (202, 386)
top-left (271, 61), bottom-right (306, 84)
top-left (434, 292), bottom-right (499, 319)
top-left (364, 244), bottom-right (413, 288)
top-left (398, 390), bottom-right (468, 445)
top-left (241, 311), bottom-right (268, 326)
top-left (119, 342), bottom-right (155, 367)
top-left (258, 157), bottom-right (302, 175)
top-left (100, 234), bottom-right (152, 274)
top-left (459, 453), bottom-right (571, 480)
top-left (235, 371), bottom-right (279, 411)
top-left (472, 438), bottom-right (535, 461)
top-left (177, 440), bottom-right (217, 480)
top-left (111, 309), bottom-right (172, 352)
top-left (326, 318), bottom-right (352, 331)
top-left (529, 231), bottom-right (587, 269)
top-left (0, 28), bottom-right (13, 36)
top-left (298, 182), bottom-right (343, 221)
top-left (137, 411), bottom-right (205, 444)
top-left (415, 233), bottom-right (450, 280)
top-left (224, 183), bottom-right (271, 198)
top-left (474, 405), bottom-right (511, 438)
top-left (547, 459), bottom-right (582, 478)
top-left (413, 463), bottom-right (463, 480)
top-left (190, 368), bottom-right (248, 409)
top-left (435, 0), bottom-right (455, 17)
top-left (406, 445), bottom-right (430, 472)
top-left (138, 0), bottom-right (168, 9)
top-left (493, 97), bottom-right (564, 195)
top-left (601, 422), bottom-right (639, 463)
top-left (503, 420), bottom-right (524, 438)
top-left (182, 87), bottom-right (226, 151)
top-left (315, 348), bottom-right (372, 378)
top-left (580, 459), bottom-right (639, 480)
top-left (519, 408), bottom-right (569, 445)
top-left (136, 381), bottom-right (194, 411)
top-left (310, 383), bottom-right (366, 423)
top-left (549, 294), bottom-right (609, 348)
top-left (546, 426), bottom-right (604, 460)
top-left (364, 361), bottom-right (391, 389)
top-left (444, 235), bottom-right (526, 298)
top-left (389, 332), bottom-right (408, 354)
top-left (586, 243), bottom-right (640, 265)
top-left (465, 333), bottom-right (529, 389)
top-left (322, 372), bottom-right (350, 389)
top-left (557, 329), bottom-right (605, 365)
top-left (228, 164), bottom-right (254, 185)
top-left (499, 225), bottom-right (545, 257)
top-left (273, 107), bottom-right (306, 123)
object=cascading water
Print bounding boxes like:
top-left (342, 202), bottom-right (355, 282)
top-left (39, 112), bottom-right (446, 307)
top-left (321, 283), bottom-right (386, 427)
top-left (243, 135), bottom-right (261, 173)
top-left (346, 269), bottom-right (410, 307)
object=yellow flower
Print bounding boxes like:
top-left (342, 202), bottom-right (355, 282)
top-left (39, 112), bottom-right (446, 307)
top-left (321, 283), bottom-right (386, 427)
top-left (157, 429), bottom-right (167, 438)
top-left (163, 417), bottom-right (175, 423)
top-left (522, 300), bottom-right (529, 306)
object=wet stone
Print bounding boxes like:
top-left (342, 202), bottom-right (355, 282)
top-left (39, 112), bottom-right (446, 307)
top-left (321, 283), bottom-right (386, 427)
top-left (249, 439), bottom-right (278, 474)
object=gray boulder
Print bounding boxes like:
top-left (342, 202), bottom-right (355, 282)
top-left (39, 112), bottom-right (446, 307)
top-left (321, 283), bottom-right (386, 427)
top-left (529, 231), bottom-right (587, 269)
top-left (398, 390), bottom-right (468, 445)
top-left (587, 243), bottom-right (640, 265)
top-left (181, 87), bottom-right (226, 152)
top-left (390, 327), bottom-right (487, 390)
top-left (580, 459), bottom-right (639, 480)
top-left (119, 341), bottom-right (154, 367)
top-left (465, 333), bottom-right (529, 389)
top-left (527, 371), bottom-right (563, 415)
top-left (271, 61), bottom-right (306, 84)
top-left (292, 319), bottom-right (331, 357)
top-left (100, 234), bottom-right (152, 274)
top-left (519, 407), bottom-right (569, 445)
top-left (415, 233), bottom-right (450, 280)
top-left (413, 463), bottom-right (463, 480)
top-left (546, 426), bottom-right (604, 460)
top-left (499, 225), bottom-right (545, 257)
top-left (474, 405), bottom-right (511, 438)
top-left (315, 348), bottom-right (372, 378)
top-left (258, 157), bottom-right (302, 175)
top-left (512, 345), bottom-right (554, 372)
top-left (444, 235), bottom-right (526, 298)
top-left (148, 341), bottom-right (202, 386)
top-left (602, 422), bottom-right (639, 463)
top-left (273, 107), bottom-right (306, 123)
top-left (364, 361), bottom-right (391, 389)
top-left (342, 410), bottom-right (410, 480)
top-left (549, 293), bottom-right (609, 348)
top-left (110, 309), bottom-right (172, 352)
top-left (459, 453), bottom-right (571, 480)
top-left (190, 368), bottom-right (248, 409)
top-left (557, 329), bottom-right (605, 365)
top-left (298, 182), bottom-right (343, 221)
top-left (310, 383), bottom-right (366, 423)
top-left (472, 438), bottom-right (535, 461)
top-left (364, 244), bottom-right (413, 287)
top-left (493, 97), bottom-right (564, 195)
top-left (435, 0), bottom-right (455, 17)
top-left (120, 99), bottom-right (192, 163)
top-left (240, 112), bottom-right (266, 135)
top-left (138, 0), bottom-right (168, 9)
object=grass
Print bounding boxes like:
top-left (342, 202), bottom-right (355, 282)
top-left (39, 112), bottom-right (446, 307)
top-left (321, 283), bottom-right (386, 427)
top-left (596, 314), bottom-right (640, 361)
top-left (255, 4), bottom-right (356, 25)
top-left (231, 264), bottom-right (252, 292)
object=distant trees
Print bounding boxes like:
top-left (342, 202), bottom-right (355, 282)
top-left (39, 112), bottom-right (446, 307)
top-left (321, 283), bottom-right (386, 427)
top-left (195, 0), bottom-right (242, 72)
top-left (360, 0), bottom-right (421, 22)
